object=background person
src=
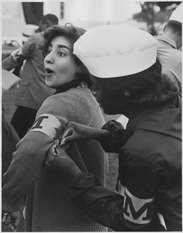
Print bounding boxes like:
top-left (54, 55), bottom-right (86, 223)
top-left (156, 3), bottom-right (182, 92)
top-left (2, 14), bottom-right (59, 139)
top-left (46, 24), bottom-right (181, 231)
top-left (2, 24), bottom-right (108, 232)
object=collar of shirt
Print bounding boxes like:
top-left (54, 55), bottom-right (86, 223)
top-left (156, 35), bottom-right (177, 49)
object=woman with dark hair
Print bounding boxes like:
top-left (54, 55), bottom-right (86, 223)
top-left (46, 24), bottom-right (181, 231)
top-left (2, 24), bottom-right (108, 231)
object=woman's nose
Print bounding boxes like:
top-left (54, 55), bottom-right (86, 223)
top-left (44, 53), bottom-right (54, 64)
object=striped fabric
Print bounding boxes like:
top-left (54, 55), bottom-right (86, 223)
top-left (156, 35), bottom-right (182, 91)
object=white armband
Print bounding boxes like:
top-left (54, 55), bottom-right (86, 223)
top-left (123, 187), bottom-right (154, 225)
top-left (30, 114), bottom-right (63, 140)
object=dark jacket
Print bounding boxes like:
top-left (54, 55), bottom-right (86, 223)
top-left (69, 104), bottom-right (181, 231)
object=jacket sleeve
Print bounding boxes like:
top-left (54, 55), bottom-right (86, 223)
top-left (2, 131), bottom-right (52, 212)
top-left (2, 43), bottom-right (29, 71)
top-left (69, 173), bottom-right (127, 231)
top-left (2, 97), bottom-right (68, 212)
top-left (21, 35), bottom-right (36, 58)
top-left (69, 151), bottom-right (165, 231)
top-left (2, 53), bottom-right (22, 71)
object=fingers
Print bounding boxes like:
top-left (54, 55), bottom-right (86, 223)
top-left (62, 127), bottom-right (74, 140)
top-left (46, 144), bottom-right (59, 165)
top-left (60, 135), bottom-right (76, 147)
top-left (61, 127), bottom-right (75, 146)
top-left (2, 212), bottom-right (17, 232)
top-left (46, 143), bottom-right (68, 167)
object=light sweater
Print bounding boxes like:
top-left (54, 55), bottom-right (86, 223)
top-left (3, 86), bottom-right (108, 231)
top-left (156, 34), bottom-right (182, 91)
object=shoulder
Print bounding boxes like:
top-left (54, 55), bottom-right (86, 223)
top-left (29, 32), bottom-right (43, 42)
top-left (121, 127), bottom-right (181, 172)
top-left (63, 87), bottom-right (94, 106)
top-left (37, 93), bottom-right (67, 114)
top-left (36, 90), bottom-right (83, 119)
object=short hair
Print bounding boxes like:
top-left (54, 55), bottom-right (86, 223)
top-left (164, 20), bottom-right (182, 36)
top-left (41, 14), bottom-right (59, 25)
top-left (93, 60), bottom-right (179, 106)
top-left (42, 24), bottom-right (92, 88)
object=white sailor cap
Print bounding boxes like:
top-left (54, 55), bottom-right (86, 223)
top-left (169, 3), bottom-right (182, 23)
top-left (73, 24), bottom-right (158, 78)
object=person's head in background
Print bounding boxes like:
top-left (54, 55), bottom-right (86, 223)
top-left (38, 14), bottom-right (59, 32)
top-left (164, 3), bottom-right (182, 49)
top-left (42, 24), bottom-right (91, 90)
top-left (73, 24), bottom-right (179, 117)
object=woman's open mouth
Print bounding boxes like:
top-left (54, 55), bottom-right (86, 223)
top-left (45, 68), bottom-right (54, 76)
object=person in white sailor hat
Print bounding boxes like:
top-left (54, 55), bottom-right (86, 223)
top-left (46, 24), bottom-right (181, 231)
top-left (156, 3), bottom-right (182, 92)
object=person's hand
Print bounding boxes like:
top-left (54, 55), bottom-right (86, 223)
top-left (2, 211), bottom-right (22, 232)
top-left (60, 121), bottom-right (95, 147)
top-left (46, 143), bottom-right (82, 177)
top-left (100, 120), bottom-right (126, 152)
top-left (11, 48), bottom-right (24, 64)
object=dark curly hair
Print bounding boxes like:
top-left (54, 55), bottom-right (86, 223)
top-left (41, 23), bottom-right (92, 88)
top-left (93, 60), bottom-right (179, 107)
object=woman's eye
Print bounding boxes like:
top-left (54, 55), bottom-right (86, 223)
top-left (58, 51), bottom-right (66, 56)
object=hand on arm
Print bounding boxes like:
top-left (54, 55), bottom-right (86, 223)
top-left (61, 120), bottom-right (126, 153)
top-left (60, 121), bottom-right (110, 147)
top-left (46, 144), bottom-right (82, 180)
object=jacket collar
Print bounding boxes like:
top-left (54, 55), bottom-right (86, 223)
top-left (126, 98), bottom-right (181, 141)
top-left (54, 80), bottom-right (87, 94)
top-left (156, 34), bottom-right (177, 49)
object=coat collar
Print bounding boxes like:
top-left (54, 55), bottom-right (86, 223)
top-left (126, 98), bottom-right (181, 141)
top-left (156, 35), bottom-right (177, 49)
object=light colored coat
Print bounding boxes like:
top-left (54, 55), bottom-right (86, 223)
top-left (3, 86), bottom-right (108, 231)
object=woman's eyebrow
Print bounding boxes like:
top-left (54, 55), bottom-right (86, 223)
top-left (57, 45), bottom-right (71, 51)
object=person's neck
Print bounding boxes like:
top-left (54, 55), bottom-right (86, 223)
top-left (54, 79), bottom-right (86, 94)
top-left (123, 106), bottom-right (141, 121)
top-left (123, 104), bottom-right (161, 121)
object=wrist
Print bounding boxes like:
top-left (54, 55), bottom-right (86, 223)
top-left (94, 129), bottom-right (111, 143)
top-left (88, 128), bottom-right (110, 140)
